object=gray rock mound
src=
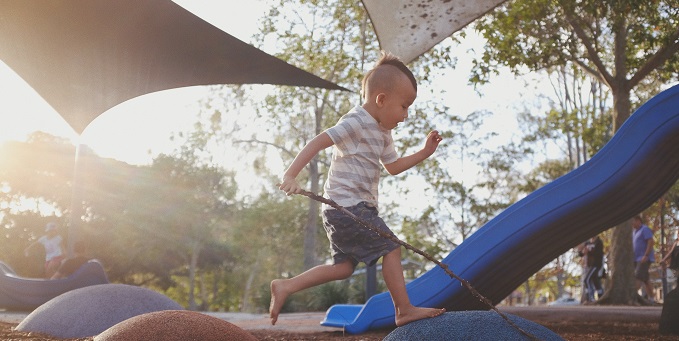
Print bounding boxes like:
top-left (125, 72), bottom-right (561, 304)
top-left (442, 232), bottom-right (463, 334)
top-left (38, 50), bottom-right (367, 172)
top-left (16, 284), bottom-right (183, 338)
top-left (384, 311), bottom-right (564, 341)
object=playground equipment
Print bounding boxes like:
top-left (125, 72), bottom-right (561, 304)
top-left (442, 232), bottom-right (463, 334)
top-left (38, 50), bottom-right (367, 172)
top-left (322, 84), bottom-right (679, 333)
top-left (0, 260), bottom-right (109, 310)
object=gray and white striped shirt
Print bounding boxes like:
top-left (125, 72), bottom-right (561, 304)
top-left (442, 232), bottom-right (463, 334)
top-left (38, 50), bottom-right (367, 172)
top-left (323, 106), bottom-right (398, 209)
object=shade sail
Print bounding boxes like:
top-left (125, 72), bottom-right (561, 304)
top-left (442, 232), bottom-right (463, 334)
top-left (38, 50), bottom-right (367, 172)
top-left (0, 0), bottom-right (345, 134)
top-left (361, 0), bottom-right (507, 63)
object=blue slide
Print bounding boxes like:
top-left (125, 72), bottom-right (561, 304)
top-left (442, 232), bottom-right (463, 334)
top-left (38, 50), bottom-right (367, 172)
top-left (321, 83), bottom-right (679, 334)
top-left (0, 260), bottom-right (109, 310)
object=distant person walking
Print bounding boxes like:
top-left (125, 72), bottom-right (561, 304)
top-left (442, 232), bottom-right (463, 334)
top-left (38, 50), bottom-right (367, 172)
top-left (24, 222), bottom-right (65, 278)
top-left (632, 215), bottom-right (655, 303)
top-left (579, 235), bottom-right (605, 302)
top-left (661, 236), bottom-right (679, 286)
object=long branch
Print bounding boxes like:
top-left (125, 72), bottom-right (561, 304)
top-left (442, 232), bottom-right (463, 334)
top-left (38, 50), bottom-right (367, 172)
top-left (558, 0), bottom-right (614, 88)
top-left (629, 25), bottom-right (679, 89)
top-left (295, 189), bottom-right (538, 340)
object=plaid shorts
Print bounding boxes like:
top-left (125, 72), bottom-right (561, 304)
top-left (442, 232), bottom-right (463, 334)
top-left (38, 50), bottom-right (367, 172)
top-left (322, 202), bottom-right (400, 267)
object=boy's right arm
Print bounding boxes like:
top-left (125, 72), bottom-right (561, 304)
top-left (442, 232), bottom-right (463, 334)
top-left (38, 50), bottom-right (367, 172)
top-left (279, 132), bottom-right (334, 195)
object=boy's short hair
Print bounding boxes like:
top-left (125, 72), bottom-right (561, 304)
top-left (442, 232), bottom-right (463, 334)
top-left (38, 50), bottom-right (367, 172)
top-left (361, 51), bottom-right (417, 99)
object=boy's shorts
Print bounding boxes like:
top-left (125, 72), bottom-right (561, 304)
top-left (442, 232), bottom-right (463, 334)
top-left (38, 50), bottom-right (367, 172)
top-left (322, 202), bottom-right (400, 267)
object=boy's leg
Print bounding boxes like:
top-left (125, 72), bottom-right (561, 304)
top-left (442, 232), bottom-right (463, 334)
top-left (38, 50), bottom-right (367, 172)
top-left (270, 260), bottom-right (355, 325)
top-left (381, 248), bottom-right (445, 326)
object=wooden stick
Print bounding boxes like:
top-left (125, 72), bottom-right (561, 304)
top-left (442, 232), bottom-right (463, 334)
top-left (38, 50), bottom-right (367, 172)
top-left (296, 189), bottom-right (538, 340)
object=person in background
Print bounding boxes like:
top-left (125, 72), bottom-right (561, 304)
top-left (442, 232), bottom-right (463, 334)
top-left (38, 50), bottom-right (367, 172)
top-left (50, 240), bottom-right (89, 279)
top-left (661, 236), bottom-right (679, 287)
top-left (24, 222), bottom-right (65, 278)
top-left (580, 235), bottom-right (605, 302)
top-left (632, 215), bottom-right (656, 303)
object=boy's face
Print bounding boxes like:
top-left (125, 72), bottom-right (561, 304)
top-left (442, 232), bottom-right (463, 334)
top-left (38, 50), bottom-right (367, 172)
top-left (376, 76), bottom-right (416, 130)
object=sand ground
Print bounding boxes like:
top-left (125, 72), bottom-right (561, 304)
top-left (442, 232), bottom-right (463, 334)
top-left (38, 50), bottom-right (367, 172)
top-left (1, 305), bottom-right (677, 340)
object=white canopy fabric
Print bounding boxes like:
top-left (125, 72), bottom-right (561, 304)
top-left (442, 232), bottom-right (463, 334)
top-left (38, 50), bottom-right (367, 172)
top-left (362, 0), bottom-right (507, 63)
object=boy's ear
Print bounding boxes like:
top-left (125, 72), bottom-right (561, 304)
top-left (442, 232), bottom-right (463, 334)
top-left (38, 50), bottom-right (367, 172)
top-left (375, 93), bottom-right (386, 107)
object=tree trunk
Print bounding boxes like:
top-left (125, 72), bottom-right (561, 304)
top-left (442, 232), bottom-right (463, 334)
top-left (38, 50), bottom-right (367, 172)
top-left (241, 258), bottom-right (260, 312)
top-left (599, 82), bottom-right (640, 304)
top-left (600, 220), bottom-right (639, 304)
top-left (556, 256), bottom-right (565, 299)
top-left (302, 105), bottom-right (324, 270)
top-left (302, 158), bottom-right (320, 270)
top-left (523, 281), bottom-right (532, 306)
top-left (199, 271), bottom-right (208, 310)
top-left (188, 241), bottom-right (202, 310)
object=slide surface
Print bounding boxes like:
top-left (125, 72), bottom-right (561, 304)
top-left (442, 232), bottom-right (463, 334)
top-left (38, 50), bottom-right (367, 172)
top-left (0, 260), bottom-right (109, 310)
top-left (321, 83), bottom-right (679, 334)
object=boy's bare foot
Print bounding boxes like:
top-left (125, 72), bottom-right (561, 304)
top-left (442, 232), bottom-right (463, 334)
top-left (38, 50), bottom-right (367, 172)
top-left (269, 279), bottom-right (289, 325)
top-left (395, 306), bottom-right (446, 327)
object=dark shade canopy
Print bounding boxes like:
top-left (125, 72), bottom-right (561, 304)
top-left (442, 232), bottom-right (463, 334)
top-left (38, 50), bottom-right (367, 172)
top-left (362, 0), bottom-right (507, 63)
top-left (0, 0), bottom-right (345, 134)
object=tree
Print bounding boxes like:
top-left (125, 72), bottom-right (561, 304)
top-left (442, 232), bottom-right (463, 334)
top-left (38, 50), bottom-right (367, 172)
top-left (401, 110), bottom-right (523, 249)
top-left (0, 133), bottom-right (86, 276)
top-left (0, 129), bottom-right (239, 310)
top-left (228, 192), bottom-right (307, 312)
top-left (230, 0), bottom-right (371, 271)
top-left (473, 0), bottom-right (679, 305)
top-left (212, 0), bottom-right (449, 272)
top-left (517, 158), bottom-right (579, 301)
top-left (0, 132), bottom-right (75, 213)
top-left (540, 64), bottom-right (612, 165)
top-left (149, 111), bottom-right (238, 310)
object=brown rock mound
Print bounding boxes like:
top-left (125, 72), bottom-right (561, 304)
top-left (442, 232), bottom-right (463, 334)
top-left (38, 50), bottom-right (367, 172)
top-left (94, 310), bottom-right (257, 341)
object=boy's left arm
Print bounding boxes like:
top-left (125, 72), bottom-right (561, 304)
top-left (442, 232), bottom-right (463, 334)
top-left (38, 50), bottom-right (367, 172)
top-left (384, 130), bottom-right (442, 175)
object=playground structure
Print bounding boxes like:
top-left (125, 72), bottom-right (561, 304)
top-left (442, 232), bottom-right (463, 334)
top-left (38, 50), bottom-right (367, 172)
top-left (322, 84), bottom-right (679, 333)
top-left (0, 260), bottom-right (109, 310)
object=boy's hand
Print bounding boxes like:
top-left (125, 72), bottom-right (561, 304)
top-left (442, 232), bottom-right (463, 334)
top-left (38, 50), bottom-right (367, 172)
top-left (279, 177), bottom-right (303, 196)
top-left (423, 130), bottom-right (443, 155)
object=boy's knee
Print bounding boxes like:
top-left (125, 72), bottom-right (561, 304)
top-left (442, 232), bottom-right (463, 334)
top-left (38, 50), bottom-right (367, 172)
top-left (336, 261), bottom-right (355, 279)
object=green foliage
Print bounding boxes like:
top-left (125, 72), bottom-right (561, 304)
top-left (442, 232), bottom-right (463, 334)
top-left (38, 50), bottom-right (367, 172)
top-left (473, 0), bottom-right (679, 89)
top-left (400, 214), bottom-right (449, 261)
top-left (223, 192), bottom-right (315, 312)
top-left (237, 0), bottom-right (382, 270)
top-left (8, 0), bottom-right (677, 313)
top-left (307, 280), bottom-right (350, 311)
top-left (344, 268), bottom-right (390, 304)
top-left (472, 0), bottom-right (679, 304)
top-left (396, 109), bottom-right (526, 247)
top-left (0, 132), bottom-right (75, 210)
top-left (0, 131), bottom-right (242, 309)
top-left (520, 159), bottom-right (573, 194)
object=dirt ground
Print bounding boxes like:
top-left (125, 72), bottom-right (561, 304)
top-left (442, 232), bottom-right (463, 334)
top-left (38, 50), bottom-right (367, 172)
top-left (2, 306), bottom-right (678, 340)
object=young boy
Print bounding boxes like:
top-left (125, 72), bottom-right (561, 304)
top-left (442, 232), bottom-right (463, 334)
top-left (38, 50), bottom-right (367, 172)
top-left (272, 51), bottom-right (445, 326)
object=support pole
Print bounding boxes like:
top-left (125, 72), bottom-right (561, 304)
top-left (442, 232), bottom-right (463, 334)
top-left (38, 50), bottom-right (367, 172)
top-left (67, 142), bottom-right (85, 258)
top-left (366, 264), bottom-right (377, 299)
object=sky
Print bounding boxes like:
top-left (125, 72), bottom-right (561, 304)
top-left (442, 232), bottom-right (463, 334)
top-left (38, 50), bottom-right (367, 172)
top-left (0, 1), bottom-right (548, 175)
